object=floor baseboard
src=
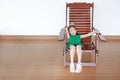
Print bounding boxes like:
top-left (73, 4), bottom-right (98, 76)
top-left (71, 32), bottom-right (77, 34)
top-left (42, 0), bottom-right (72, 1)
top-left (0, 35), bottom-right (120, 40)
top-left (105, 35), bottom-right (120, 40)
top-left (0, 35), bottom-right (58, 40)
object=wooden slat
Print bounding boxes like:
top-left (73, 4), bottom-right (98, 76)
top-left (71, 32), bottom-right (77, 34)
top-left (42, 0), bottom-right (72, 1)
top-left (76, 28), bottom-right (90, 32)
top-left (73, 23), bottom-right (90, 26)
top-left (82, 37), bottom-right (91, 41)
top-left (76, 27), bottom-right (91, 33)
top-left (70, 9), bottom-right (90, 13)
top-left (70, 12), bottom-right (90, 14)
top-left (69, 14), bottom-right (90, 17)
top-left (78, 32), bottom-right (90, 34)
top-left (70, 18), bottom-right (90, 22)
top-left (70, 17), bottom-right (90, 19)
top-left (76, 25), bottom-right (90, 29)
top-left (70, 22), bottom-right (90, 24)
top-left (70, 9), bottom-right (90, 15)
top-left (75, 24), bottom-right (90, 27)
top-left (83, 44), bottom-right (93, 50)
top-left (67, 2), bottom-right (93, 8)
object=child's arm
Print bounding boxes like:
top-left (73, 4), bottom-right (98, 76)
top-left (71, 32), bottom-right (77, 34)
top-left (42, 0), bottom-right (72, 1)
top-left (81, 31), bottom-right (95, 38)
top-left (65, 27), bottom-right (70, 39)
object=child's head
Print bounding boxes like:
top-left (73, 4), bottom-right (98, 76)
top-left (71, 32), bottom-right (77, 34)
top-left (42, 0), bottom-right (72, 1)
top-left (68, 25), bottom-right (77, 35)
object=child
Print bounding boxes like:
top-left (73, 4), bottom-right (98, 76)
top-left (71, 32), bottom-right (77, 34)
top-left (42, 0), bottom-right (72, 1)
top-left (65, 25), bottom-right (96, 73)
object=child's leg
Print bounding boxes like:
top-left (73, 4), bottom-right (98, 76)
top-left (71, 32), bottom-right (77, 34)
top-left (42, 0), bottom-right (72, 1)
top-left (76, 45), bottom-right (82, 63)
top-left (76, 45), bottom-right (83, 73)
top-left (70, 45), bottom-right (75, 63)
top-left (69, 45), bottom-right (76, 73)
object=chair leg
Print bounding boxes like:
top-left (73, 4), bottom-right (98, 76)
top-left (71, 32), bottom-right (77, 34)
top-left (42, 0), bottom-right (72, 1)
top-left (95, 50), bottom-right (99, 64)
top-left (64, 51), bottom-right (67, 67)
top-left (63, 44), bottom-right (67, 67)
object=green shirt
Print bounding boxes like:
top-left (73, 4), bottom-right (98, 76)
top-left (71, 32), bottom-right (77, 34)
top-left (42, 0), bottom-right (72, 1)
top-left (67, 35), bottom-right (84, 49)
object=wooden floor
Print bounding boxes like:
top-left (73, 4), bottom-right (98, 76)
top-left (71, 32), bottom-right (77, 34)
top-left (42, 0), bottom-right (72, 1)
top-left (0, 39), bottom-right (120, 80)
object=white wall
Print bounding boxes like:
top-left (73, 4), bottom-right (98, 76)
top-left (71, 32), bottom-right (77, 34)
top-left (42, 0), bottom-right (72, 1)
top-left (0, 0), bottom-right (120, 35)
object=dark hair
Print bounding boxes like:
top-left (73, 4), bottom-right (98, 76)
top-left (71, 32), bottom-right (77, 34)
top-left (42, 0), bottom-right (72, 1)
top-left (68, 25), bottom-right (76, 32)
top-left (67, 25), bottom-right (79, 35)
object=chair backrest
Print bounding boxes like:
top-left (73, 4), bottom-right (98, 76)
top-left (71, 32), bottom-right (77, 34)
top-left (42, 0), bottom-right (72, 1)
top-left (66, 2), bottom-right (94, 50)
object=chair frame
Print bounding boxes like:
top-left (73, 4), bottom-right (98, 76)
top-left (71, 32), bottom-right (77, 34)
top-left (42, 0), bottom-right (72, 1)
top-left (63, 2), bottom-right (99, 67)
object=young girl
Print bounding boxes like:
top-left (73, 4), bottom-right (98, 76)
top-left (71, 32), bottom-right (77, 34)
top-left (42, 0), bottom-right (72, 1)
top-left (65, 25), bottom-right (96, 73)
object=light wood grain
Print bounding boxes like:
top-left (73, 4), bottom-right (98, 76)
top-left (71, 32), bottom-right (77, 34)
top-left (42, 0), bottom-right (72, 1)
top-left (0, 39), bottom-right (120, 80)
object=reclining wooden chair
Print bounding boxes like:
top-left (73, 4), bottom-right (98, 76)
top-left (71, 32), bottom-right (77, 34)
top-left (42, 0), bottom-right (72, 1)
top-left (63, 2), bottom-right (100, 67)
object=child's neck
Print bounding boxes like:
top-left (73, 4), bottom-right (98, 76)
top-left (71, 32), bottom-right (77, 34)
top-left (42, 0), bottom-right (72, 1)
top-left (71, 34), bottom-right (76, 36)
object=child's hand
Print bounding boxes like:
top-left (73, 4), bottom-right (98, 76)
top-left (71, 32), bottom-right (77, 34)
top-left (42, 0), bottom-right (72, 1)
top-left (65, 27), bottom-right (68, 32)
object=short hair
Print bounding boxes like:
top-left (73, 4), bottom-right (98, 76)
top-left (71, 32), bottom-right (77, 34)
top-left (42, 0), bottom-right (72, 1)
top-left (68, 25), bottom-right (76, 32)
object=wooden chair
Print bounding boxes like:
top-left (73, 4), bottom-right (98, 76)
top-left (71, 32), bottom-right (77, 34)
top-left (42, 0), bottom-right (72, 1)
top-left (63, 2), bottom-right (99, 67)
